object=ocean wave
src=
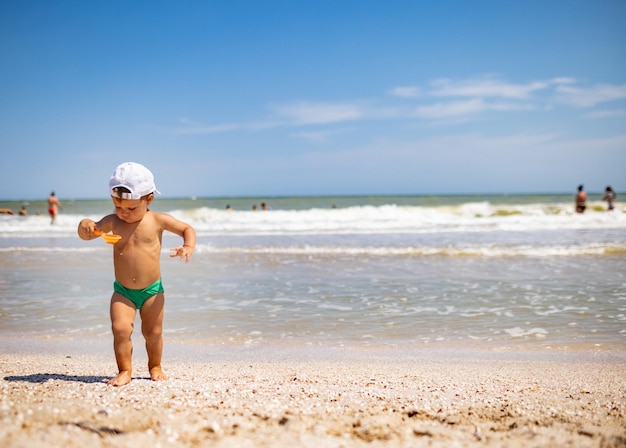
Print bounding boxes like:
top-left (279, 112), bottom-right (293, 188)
top-left (193, 244), bottom-right (626, 257)
top-left (2, 243), bottom-right (625, 257)
top-left (1, 201), bottom-right (624, 237)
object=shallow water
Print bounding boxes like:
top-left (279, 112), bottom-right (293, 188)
top-left (1, 195), bottom-right (625, 349)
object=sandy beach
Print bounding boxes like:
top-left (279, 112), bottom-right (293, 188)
top-left (1, 340), bottom-right (625, 448)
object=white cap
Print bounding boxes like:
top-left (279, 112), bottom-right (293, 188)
top-left (109, 162), bottom-right (160, 199)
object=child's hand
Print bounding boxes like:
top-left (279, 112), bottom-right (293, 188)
top-left (78, 219), bottom-right (98, 240)
top-left (170, 245), bottom-right (194, 263)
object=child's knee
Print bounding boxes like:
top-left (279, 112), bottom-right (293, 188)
top-left (142, 325), bottom-right (162, 341)
top-left (111, 321), bottom-right (133, 338)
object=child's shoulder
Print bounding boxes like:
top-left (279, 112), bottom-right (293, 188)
top-left (148, 210), bottom-right (172, 219)
top-left (147, 210), bottom-right (191, 230)
top-left (99, 213), bottom-right (120, 224)
top-left (147, 210), bottom-right (177, 225)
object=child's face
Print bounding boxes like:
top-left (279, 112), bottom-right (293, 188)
top-left (111, 195), bottom-right (152, 223)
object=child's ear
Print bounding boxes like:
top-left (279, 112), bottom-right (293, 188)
top-left (146, 193), bottom-right (155, 205)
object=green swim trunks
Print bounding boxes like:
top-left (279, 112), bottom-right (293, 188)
top-left (113, 279), bottom-right (164, 309)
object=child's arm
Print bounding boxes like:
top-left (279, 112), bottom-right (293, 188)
top-left (77, 216), bottom-right (113, 240)
top-left (160, 213), bottom-right (196, 263)
top-left (170, 226), bottom-right (196, 263)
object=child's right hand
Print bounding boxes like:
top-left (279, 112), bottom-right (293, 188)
top-left (77, 219), bottom-right (98, 240)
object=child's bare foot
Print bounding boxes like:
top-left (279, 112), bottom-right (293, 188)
top-left (150, 366), bottom-right (168, 381)
top-left (108, 370), bottom-right (132, 386)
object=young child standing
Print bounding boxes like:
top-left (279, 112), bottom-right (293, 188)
top-left (78, 162), bottom-right (196, 386)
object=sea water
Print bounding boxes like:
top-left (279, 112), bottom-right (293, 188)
top-left (1, 194), bottom-right (625, 349)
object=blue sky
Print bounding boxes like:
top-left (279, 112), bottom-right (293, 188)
top-left (1, 1), bottom-right (625, 200)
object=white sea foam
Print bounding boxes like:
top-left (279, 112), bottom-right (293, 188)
top-left (1, 201), bottom-right (624, 238)
top-left (191, 243), bottom-right (626, 257)
top-left (173, 202), bottom-right (626, 236)
top-left (2, 242), bottom-right (625, 257)
top-left (505, 327), bottom-right (549, 338)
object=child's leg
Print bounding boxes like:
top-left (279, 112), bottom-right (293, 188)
top-left (109, 293), bottom-right (137, 386)
top-left (140, 292), bottom-right (167, 381)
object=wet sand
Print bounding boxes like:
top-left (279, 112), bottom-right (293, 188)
top-left (1, 340), bottom-right (625, 447)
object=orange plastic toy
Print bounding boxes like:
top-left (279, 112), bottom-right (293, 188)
top-left (94, 229), bottom-right (122, 244)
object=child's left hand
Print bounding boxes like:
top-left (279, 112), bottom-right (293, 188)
top-left (170, 245), bottom-right (194, 263)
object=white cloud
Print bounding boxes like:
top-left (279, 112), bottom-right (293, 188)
top-left (291, 127), bottom-right (353, 142)
top-left (584, 109), bottom-right (625, 119)
top-left (556, 83), bottom-right (626, 108)
top-left (175, 123), bottom-right (242, 134)
top-left (414, 98), bottom-right (531, 119)
top-left (172, 76), bottom-right (626, 137)
top-left (430, 78), bottom-right (549, 99)
top-left (389, 86), bottom-right (421, 98)
top-left (551, 77), bottom-right (576, 85)
top-left (270, 102), bottom-right (366, 124)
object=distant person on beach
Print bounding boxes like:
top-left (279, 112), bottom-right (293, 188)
top-left (575, 185), bottom-right (587, 213)
top-left (0, 208), bottom-right (14, 215)
top-left (19, 206), bottom-right (27, 216)
top-left (47, 191), bottom-right (61, 224)
top-left (77, 162), bottom-right (196, 386)
top-left (261, 202), bottom-right (269, 210)
top-left (602, 186), bottom-right (616, 211)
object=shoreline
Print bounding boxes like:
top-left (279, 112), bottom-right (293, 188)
top-left (2, 335), bottom-right (625, 362)
top-left (1, 338), bottom-right (625, 447)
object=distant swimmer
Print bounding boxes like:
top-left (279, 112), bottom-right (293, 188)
top-left (575, 185), bottom-right (587, 213)
top-left (19, 206), bottom-right (27, 216)
top-left (47, 191), bottom-right (62, 224)
top-left (602, 186), bottom-right (616, 211)
top-left (0, 208), bottom-right (14, 215)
